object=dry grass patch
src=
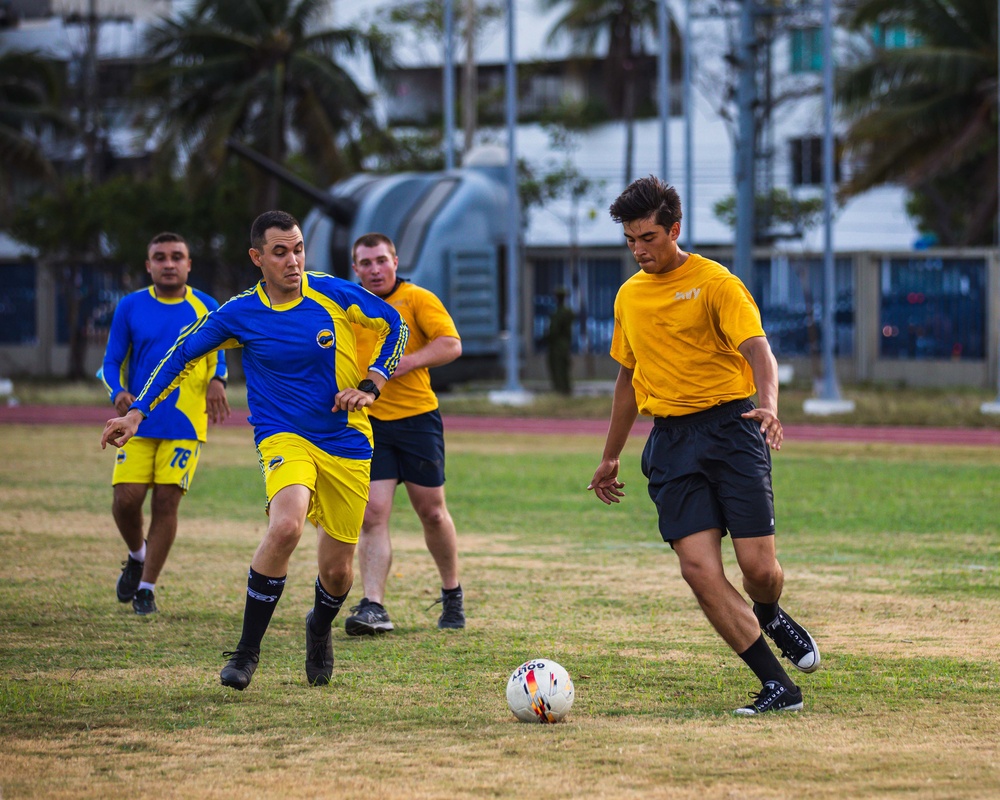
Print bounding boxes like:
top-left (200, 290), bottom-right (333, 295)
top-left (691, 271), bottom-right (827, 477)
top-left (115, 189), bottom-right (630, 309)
top-left (2, 424), bottom-right (999, 799)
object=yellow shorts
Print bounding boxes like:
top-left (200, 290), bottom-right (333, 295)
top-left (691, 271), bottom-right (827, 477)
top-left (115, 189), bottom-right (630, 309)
top-left (256, 432), bottom-right (370, 544)
top-left (112, 437), bottom-right (202, 493)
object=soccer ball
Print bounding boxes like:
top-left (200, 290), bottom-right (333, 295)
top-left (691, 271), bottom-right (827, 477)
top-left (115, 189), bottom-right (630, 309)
top-left (506, 659), bottom-right (575, 723)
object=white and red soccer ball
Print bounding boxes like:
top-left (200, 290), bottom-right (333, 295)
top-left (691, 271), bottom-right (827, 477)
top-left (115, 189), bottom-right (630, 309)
top-left (506, 658), bottom-right (575, 723)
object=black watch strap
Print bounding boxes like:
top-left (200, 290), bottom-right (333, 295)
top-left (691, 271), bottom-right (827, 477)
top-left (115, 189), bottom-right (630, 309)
top-left (357, 379), bottom-right (380, 399)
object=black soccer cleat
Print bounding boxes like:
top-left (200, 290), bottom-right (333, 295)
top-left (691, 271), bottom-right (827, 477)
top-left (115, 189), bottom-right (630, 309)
top-left (758, 605), bottom-right (821, 673)
top-left (220, 648), bottom-right (260, 691)
top-left (734, 680), bottom-right (804, 715)
top-left (305, 611), bottom-right (334, 686)
top-left (344, 598), bottom-right (395, 636)
top-left (431, 588), bottom-right (466, 630)
top-left (116, 554), bottom-right (144, 602)
top-left (132, 588), bottom-right (158, 616)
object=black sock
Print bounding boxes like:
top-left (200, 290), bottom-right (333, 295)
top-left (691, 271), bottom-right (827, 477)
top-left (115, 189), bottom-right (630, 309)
top-left (738, 634), bottom-right (796, 690)
top-left (237, 567), bottom-right (286, 652)
top-left (309, 577), bottom-right (350, 634)
top-left (753, 601), bottom-right (780, 627)
top-left (442, 583), bottom-right (462, 596)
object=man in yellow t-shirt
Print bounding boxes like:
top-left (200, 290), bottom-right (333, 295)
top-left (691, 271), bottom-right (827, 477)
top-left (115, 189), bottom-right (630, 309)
top-left (346, 232), bottom-right (465, 634)
top-left (588, 176), bottom-right (820, 716)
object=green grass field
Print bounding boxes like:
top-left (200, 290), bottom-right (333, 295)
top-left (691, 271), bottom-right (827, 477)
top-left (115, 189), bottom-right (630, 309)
top-left (1, 425), bottom-right (998, 799)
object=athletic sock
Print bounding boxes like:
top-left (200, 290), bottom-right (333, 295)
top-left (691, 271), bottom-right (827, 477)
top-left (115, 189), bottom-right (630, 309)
top-left (753, 600), bottom-right (780, 627)
top-left (138, 581), bottom-right (155, 593)
top-left (236, 567), bottom-right (286, 652)
top-left (739, 634), bottom-right (797, 690)
top-left (309, 577), bottom-right (350, 634)
top-left (442, 583), bottom-right (462, 595)
top-left (129, 543), bottom-right (147, 562)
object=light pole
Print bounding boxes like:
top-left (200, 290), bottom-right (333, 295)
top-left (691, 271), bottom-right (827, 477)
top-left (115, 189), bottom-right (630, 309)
top-left (733, 0), bottom-right (756, 284)
top-left (805, 0), bottom-right (855, 414)
top-left (982, 0), bottom-right (1000, 414)
top-left (657, 0), bottom-right (670, 181)
top-left (683, 0), bottom-right (694, 251)
top-left (443, 0), bottom-right (455, 170)
top-left (490, 0), bottom-right (529, 404)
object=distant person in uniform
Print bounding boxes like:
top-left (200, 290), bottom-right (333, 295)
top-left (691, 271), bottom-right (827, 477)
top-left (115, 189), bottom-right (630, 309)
top-left (546, 287), bottom-right (575, 395)
top-left (101, 211), bottom-right (408, 690)
top-left (588, 176), bottom-right (820, 716)
top-left (344, 232), bottom-right (466, 635)
top-left (100, 232), bottom-right (230, 616)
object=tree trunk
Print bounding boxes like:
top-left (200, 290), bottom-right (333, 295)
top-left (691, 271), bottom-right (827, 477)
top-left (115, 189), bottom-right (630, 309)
top-left (66, 263), bottom-right (87, 380)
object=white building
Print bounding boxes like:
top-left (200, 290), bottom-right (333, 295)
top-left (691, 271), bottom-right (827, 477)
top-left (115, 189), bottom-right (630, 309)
top-left (2, 1), bottom-right (995, 391)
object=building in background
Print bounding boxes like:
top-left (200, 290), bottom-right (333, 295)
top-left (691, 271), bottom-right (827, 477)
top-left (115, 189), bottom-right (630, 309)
top-left (1, 0), bottom-right (996, 391)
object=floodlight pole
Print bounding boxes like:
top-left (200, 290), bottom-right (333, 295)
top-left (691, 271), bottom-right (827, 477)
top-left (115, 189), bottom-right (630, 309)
top-left (503, 0), bottom-right (524, 394)
top-left (683, 0), bottom-right (694, 250)
top-left (803, 0), bottom-right (855, 415)
top-left (657, 0), bottom-right (670, 181)
top-left (984, 2), bottom-right (1000, 414)
top-left (995, 0), bottom-right (1000, 404)
top-left (817, 0), bottom-right (843, 400)
top-left (443, 0), bottom-right (455, 170)
top-left (733, 0), bottom-right (756, 283)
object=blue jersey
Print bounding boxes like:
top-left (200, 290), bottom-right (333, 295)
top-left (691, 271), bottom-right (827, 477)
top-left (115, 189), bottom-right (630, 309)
top-left (101, 285), bottom-right (227, 442)
top-left (132, 272), bottom-right (409, 460)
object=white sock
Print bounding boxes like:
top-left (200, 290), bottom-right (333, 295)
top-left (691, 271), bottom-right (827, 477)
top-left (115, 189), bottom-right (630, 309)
top-left (129, 543), bottom-right (147, 562)
top-left (138, 581), bottom-right (155, 593)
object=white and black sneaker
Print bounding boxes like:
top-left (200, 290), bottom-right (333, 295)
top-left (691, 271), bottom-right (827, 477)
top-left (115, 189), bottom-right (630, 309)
top-left (344, 598), bottom-right (394, 636)
top-left (734, 681), bottom-right (803, 715)
top-left (758, 605), bottom-right (821, 673)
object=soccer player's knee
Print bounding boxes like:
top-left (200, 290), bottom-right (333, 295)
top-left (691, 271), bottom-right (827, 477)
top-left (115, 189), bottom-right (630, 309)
top-left (362, 502), bottom-right (391, 528)
top-left (415, 502), bottom-right (448, 528)
top-left (318, 560), bottom-right (352, 593)
top-left (149, 487), bottom-right (182, 516)
top-left (678, 558), bottom-right (719, 594)
top-left (739, 552), bottom-right (781, 589)
top-left (266, 517), bottom-right (304, 550)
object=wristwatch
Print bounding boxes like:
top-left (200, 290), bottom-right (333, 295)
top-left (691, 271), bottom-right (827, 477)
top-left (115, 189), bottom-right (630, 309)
top-left (357, 379), bottom-right (380, 399)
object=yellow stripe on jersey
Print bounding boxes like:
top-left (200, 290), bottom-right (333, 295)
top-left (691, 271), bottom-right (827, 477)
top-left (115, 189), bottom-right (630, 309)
top-left (138, 313), bottom-right (237, 416)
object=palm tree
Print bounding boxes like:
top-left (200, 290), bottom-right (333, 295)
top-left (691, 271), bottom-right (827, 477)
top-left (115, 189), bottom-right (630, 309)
top-left (539, 0), bottom-right (660, 186)
top-left (838, 0), bottom-right (998, 245)
top-left (139, 0), bottom-right (393, 208)
top-left (0, 50), bottom-right (66, 207)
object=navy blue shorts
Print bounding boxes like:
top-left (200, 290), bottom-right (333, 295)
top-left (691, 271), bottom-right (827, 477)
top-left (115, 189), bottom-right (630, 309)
top-left (369, 409), bottom-right (446, 487)
top-left (640, 398), bottom-right (775, 543)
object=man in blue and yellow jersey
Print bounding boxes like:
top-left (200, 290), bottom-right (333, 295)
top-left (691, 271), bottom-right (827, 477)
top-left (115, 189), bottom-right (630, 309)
top-left (101, 211), bottom-right (408, 691)
top-left (100, 232), bottom-right (230, 616)
top-left (588, 177), bottom-right (821, 716)
top-left (344, 233), bottom-right (465, 636)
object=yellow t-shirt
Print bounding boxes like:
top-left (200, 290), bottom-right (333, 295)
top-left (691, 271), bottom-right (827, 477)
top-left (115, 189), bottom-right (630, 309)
top-left (354, 281), bottom-right (460, 421)
top-left (610, 253), bottom-right (766, 418)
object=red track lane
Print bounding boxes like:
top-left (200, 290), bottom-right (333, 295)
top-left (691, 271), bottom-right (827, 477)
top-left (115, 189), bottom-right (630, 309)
top-left (1, 404), bottom-right (998, 447)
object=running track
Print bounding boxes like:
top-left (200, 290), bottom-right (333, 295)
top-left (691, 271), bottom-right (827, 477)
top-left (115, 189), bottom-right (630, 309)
top-left (2, 404), bottom-right (998, 447)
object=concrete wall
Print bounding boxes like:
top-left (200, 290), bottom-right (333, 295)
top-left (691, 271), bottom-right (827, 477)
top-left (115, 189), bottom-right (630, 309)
top-left (3, 249), bottom-right (998, 391)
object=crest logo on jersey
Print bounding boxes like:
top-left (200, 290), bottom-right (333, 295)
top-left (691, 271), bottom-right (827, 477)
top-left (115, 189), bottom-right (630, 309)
top-left (267, 456), bottom-right (284, 471)
top-left (316, 329), bottom-right (335, 348)
top-left (116, 451), bottom-right (127, 463)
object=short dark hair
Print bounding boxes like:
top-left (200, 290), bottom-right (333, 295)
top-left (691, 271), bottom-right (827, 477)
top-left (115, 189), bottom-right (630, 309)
top-left (608, 176), bottom-right (682, 231)
top-left (352, 232), bottom-right (396, 262)
top-left (250, 210), bottom-right (300, 251)
top-left (147, 231), bottom-right (187, 251)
